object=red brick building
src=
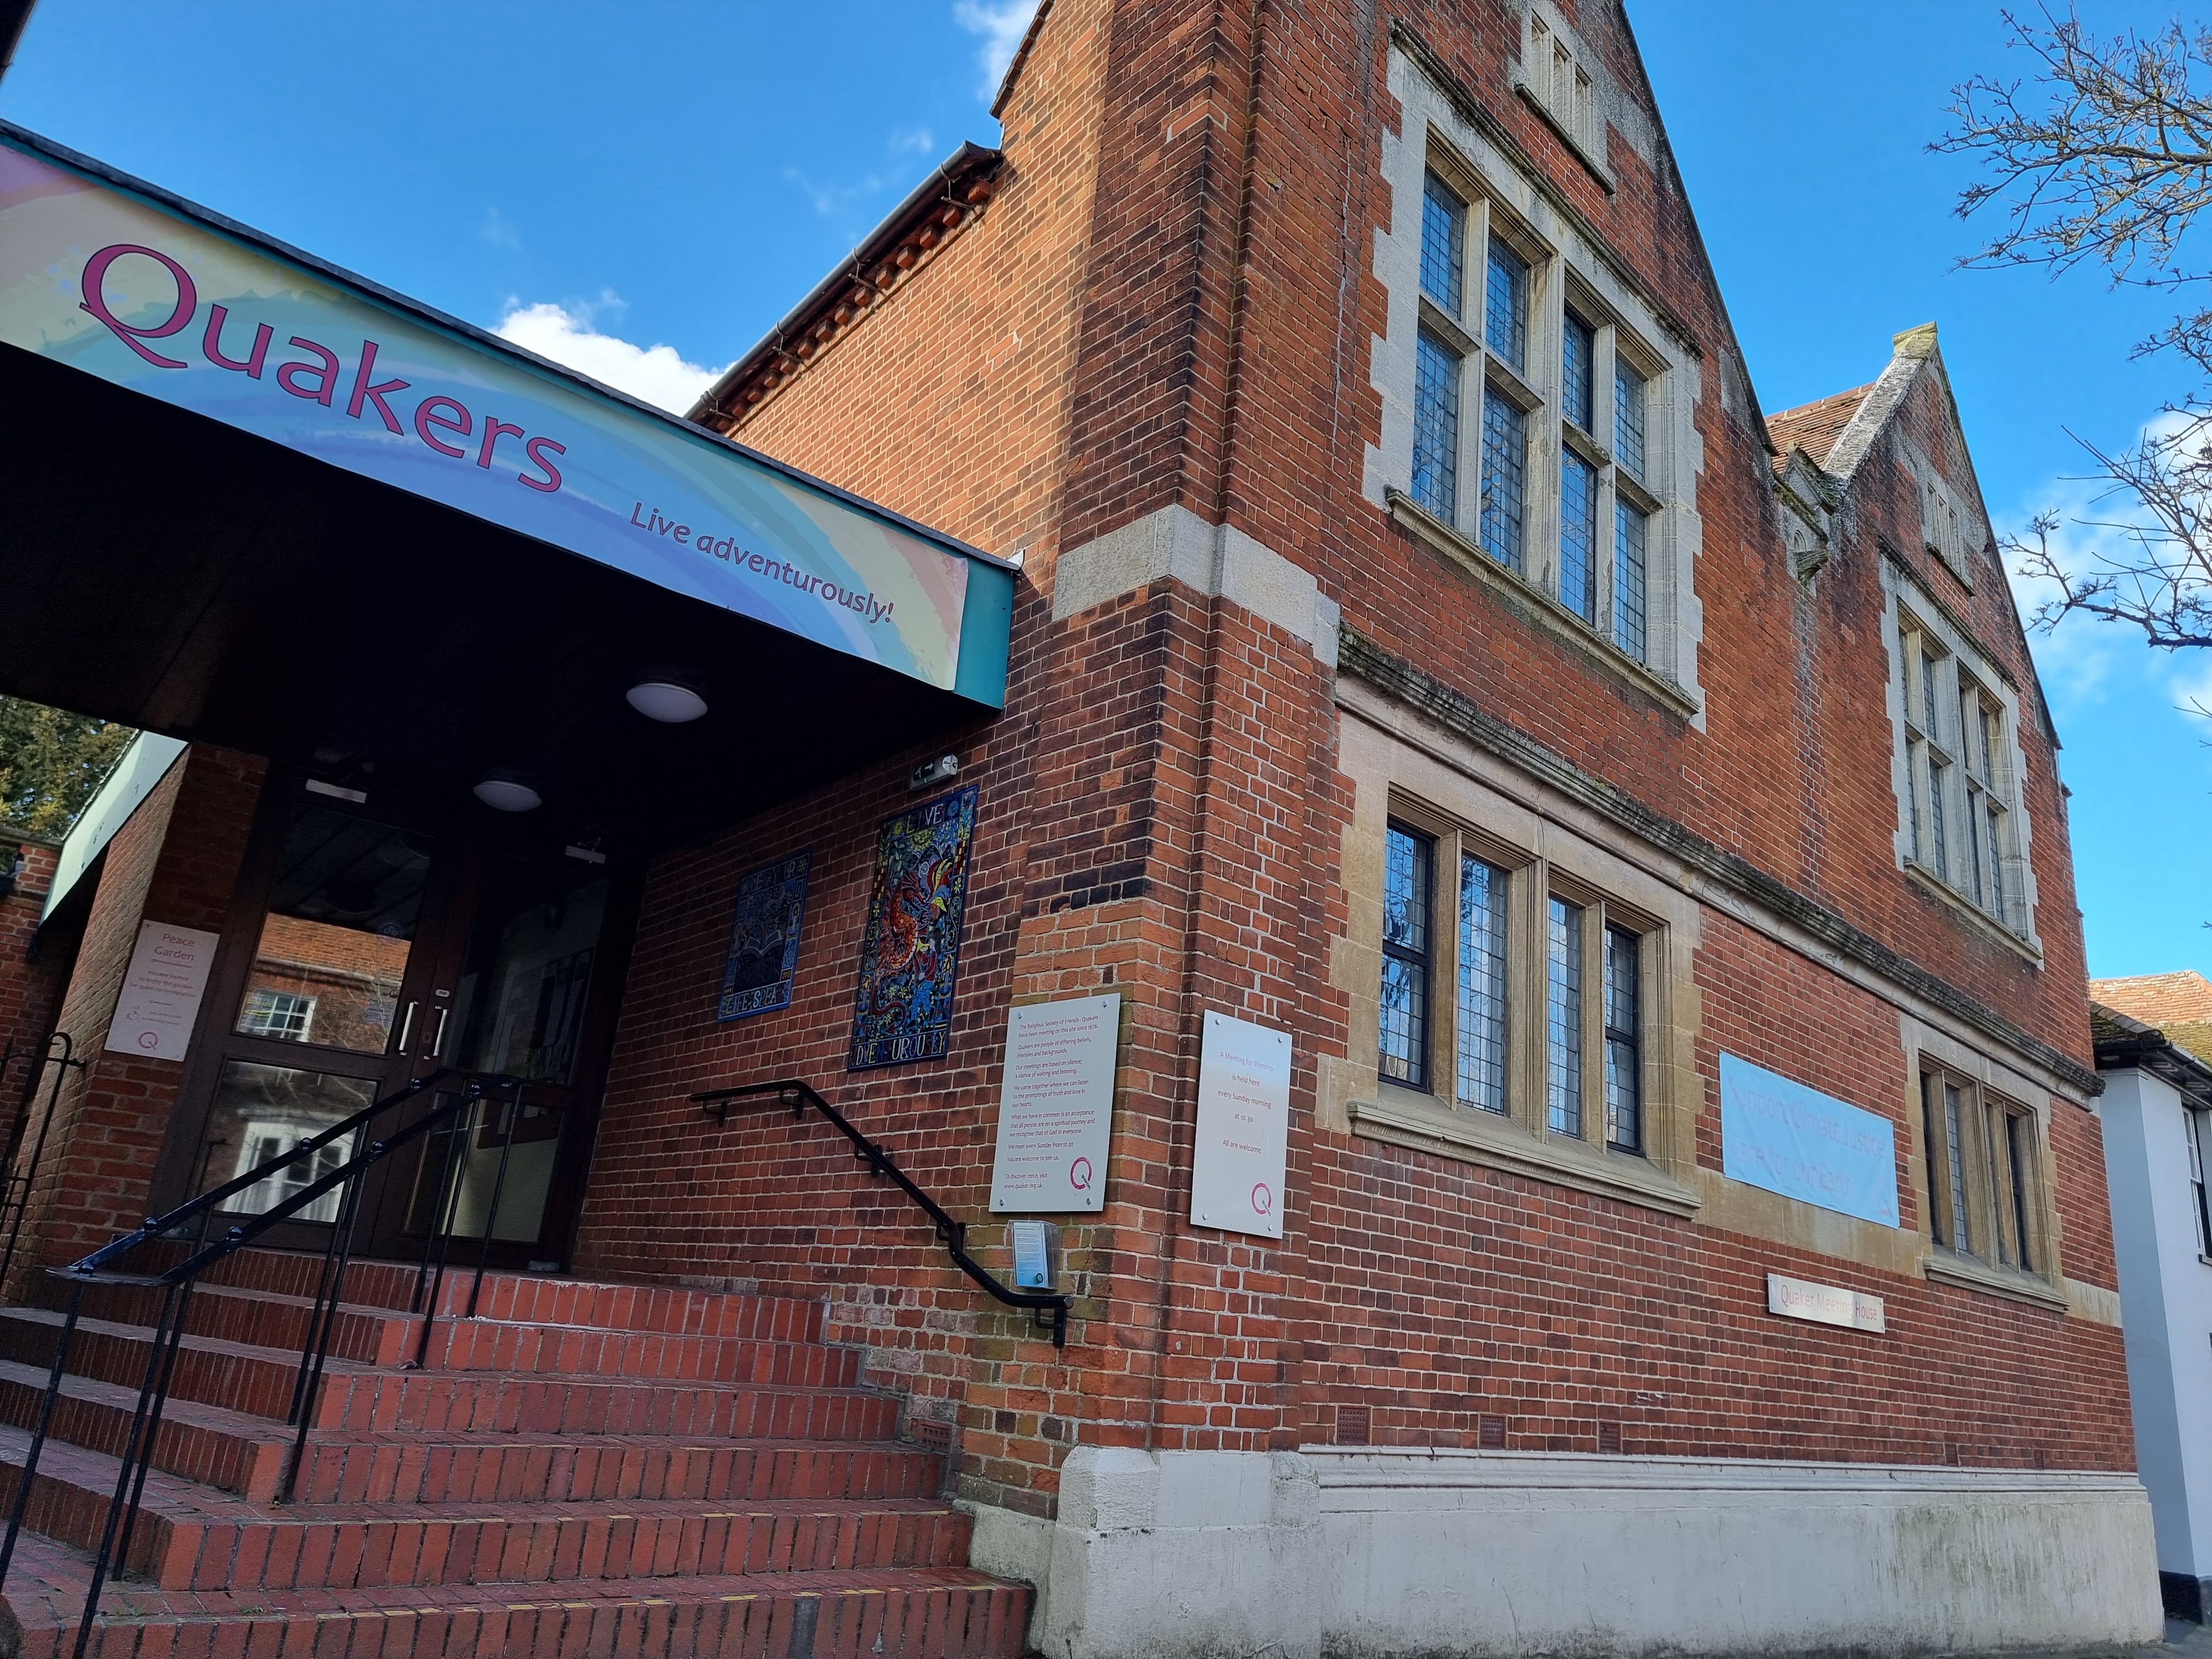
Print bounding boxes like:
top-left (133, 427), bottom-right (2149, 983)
top-left (0, 3), bottom-right (2161, 1655)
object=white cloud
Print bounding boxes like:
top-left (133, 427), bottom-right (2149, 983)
top-left (890, 126), bottom-right (936, 155)
top-left (2000, 408), bottom-right (2212, 714)
top-left (954, 0), bottom-right (1040, 102)
top-left (478, 206), bottom-right (521, 251)
top-left (494, 296), bottom-right (726, 414)
top-left (784, 166), bottom-right (885, 218)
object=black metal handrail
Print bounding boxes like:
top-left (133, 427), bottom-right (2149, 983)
top-left (0, 1032), bottom-right (86, 1296)
top-left (0, 1067), bottom-right (531, 1659)
top-left (693, 1078), bottom-right (1071, 1348)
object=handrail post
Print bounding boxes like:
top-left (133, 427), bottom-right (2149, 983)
top-left (0, 1034), bottom-right (80, 1296)
top-left (280, 1152), bottom-right (371, 1503)
top-left (408, 1083), bottom-right (479, 1370)
top-left (465, 1083), bottom-right (524, 1320)
top-left (0, 1278), bottom-right (82, 1587)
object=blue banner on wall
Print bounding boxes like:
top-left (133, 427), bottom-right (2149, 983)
top-left (1719, 1053), bottom-right (1900, 1228)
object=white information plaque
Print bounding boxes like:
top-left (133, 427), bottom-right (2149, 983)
top-left (989, 993), bottom-right (1120, 1213)
top-left (105, 921), bottom-right (220, 1062)
top-left (1767, 1272), bottom-right (1886, 1334)
top-left (1188, 1010), bottom-right (1291, 1239)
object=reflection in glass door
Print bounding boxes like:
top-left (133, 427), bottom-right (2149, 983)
top-left (194, 804), bottom-right (440, 1224)
top-left (398, 859), bottom-right (610, 1250)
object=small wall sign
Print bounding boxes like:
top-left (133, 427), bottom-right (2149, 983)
top-left (1188, 1010), bottom-right (1292, 1240)
top-left (106, 921), bottom-right (218, 1062)
top-left (1009, 1220), bottom-right (1055, 1290)
top-left (990, 993), bottom-right (1120, 1213)
top-left (1767, 1272), bottom-right (1886, 1334)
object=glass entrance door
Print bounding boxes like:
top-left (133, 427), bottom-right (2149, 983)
top-left (170, 774), bottom-right (631, 1269)
top-left (361, 852), bottom-right (614, 1263)
top-left (190, 799), bottom-right (451, 1243)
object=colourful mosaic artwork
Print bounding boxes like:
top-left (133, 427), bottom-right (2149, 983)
top-left (718, 851), bottom-right (812, 1021)
top-left (848, 786), bottom-right (979, 1070)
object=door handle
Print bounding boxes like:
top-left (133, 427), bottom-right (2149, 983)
top-left (394, 1000), bottom-right (419, 1055)
top-left (429, 1005), bottom-right (451, 1060)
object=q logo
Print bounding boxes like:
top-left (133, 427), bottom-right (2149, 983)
top-left (1250, 1182), bottom-right (1273, 1216)
top-left (1069, 1157), bottom-right (1094, 1192)
top-left (136, 1030), bottom-right (160, 1051)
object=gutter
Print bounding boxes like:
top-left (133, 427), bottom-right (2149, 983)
top-left (689, 142), bottom-right (1004, 425)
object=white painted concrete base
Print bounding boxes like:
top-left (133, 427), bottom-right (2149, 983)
top-left (966, 1447), bottom-right (2162, 1659)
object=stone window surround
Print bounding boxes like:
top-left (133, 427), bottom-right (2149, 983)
top-left (1332, 690), bottom-right (1703, 1220)
top-left (1327, 666), bottom-right (2114, 1324)
top-left (1515, 1), bottom-right (1613, 191)
top-left (1369, 42), bottom-right (1707, 727)
top-left (1902, 1014), bottom-right (2069, 1311)
top-left (1881, 557), bottom-right (2042, 960)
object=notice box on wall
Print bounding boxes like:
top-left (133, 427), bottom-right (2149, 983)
top-left (106, 921), bottom-right (219, 1062)
top-left (989, 992), bottom-right (1120, 1212)
top-left (1720, 1052), bottom-right (1900, 1228)
top-left (1188, 1010), bottom-right (1291, 1239)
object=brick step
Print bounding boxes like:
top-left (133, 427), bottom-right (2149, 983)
top-left (20, 1281), bottom-right (862, 1382)
top-left (310, 1369), bottom-right (902, 1440)
top-left (0, 1359), bottom-right (293, 1499)
top-left (0, 1310), bottom-right (897, 1438)
top-left (0, 1360), bottom-right (940, 1506)
top-left (138, 1250), bottom-right (826, 1340)
top-left (288, 1431), bottom-right (945, 1510)
top-left (1, 1530), bottom-right (1029, 1659)
top-left (0, 1433), bottom-right (973, 1592)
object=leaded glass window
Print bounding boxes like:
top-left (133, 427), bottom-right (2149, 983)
top-left (1412, 328), bottom-right (1462, 520)
top-left (1484, 235), bottom-right (1528, 373)
top-left (1380, 824), bottom-right (1434, 1089)
top-left (1562, 311), bottom-right (1594, 432)
top-left (1420, 173), bottom-right (1467, 315)
top-left (1603, 926), bottom-right (1640, 1151)
top-left (1457, 855), bottom-right (1508, 1113)
top-left (1480, 394), bottom-right (1527, 572)
top-left (1614, 502), bottom-right (1647, 662)
top-left (1546, 897), bottom-right (1583, 1136)
top-left (1560, 447), bottom-right (1597, 622)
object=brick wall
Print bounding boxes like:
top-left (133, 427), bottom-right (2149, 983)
top-left (572, 0), bottom-right (2130, 1524)
top-left (0, 842), bottom-right (69, 1102)
top-left (7, 746), bottom-right (265, 1282)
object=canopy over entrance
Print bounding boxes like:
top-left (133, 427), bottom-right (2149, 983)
top-left (0, 123), bottom-right (1013, 849)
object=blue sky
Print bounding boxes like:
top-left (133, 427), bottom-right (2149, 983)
top-left (2, 1), bottom-right (2201, 981)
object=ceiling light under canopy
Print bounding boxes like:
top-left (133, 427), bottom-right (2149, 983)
top-left (626, 680), bottom-right (709, 723)
top-left (473, 776), bottom-right (542, 813)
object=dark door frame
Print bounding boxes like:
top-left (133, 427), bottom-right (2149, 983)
top-left (148, 764), bottom-right (643, 1271)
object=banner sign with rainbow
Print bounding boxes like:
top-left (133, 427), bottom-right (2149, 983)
top-left (0, 126), bottom-right (1011, 706)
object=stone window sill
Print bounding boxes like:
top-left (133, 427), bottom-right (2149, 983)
top-left (1386, 489), bottom-right (1699, 722)
top-left (1350, 1087), bottom-right (1702, 1218)
top-left (1921, 1249), bottom-right (2069, 1312)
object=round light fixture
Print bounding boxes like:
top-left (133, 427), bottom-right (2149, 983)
top-left (626, 680), bottom-right (709, 723)
top-left (473, 777), bottom-right (542, 813)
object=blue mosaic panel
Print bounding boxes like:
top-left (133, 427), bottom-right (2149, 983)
top-left (718, 850), bottom-right (812, 1022)
top-left (848, 785), bottom-right (980, 1071)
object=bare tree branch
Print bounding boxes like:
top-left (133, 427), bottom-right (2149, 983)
top-left (2005, 417), bottom-right (2212, 646)
top-left (1944, 6), bottom-right (2212, 655)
